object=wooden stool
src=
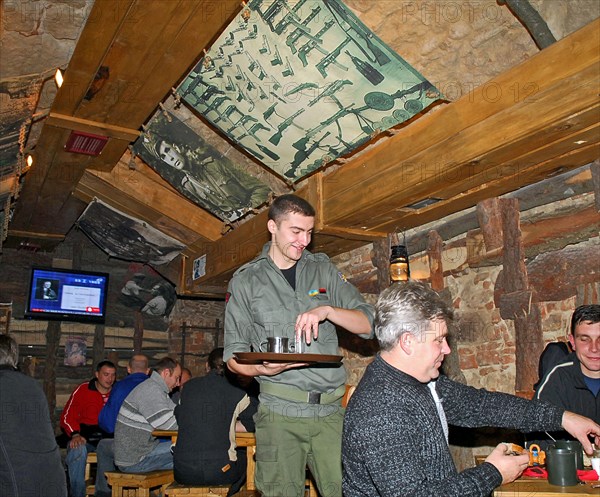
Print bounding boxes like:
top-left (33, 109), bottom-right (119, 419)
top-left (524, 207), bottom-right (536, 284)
top-left (85, 452), bottom-right (98, 496)
top-left (105, 469), bottom-right (174, 497)
top-left (164, 481), bottom-right (229, 496)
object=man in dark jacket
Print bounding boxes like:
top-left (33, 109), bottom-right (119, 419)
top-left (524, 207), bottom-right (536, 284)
top-left (0, 334), bottom-right (67, 497)
top-left (535, 304), bottom-right (600, 436)
top-left (174, 348), bottom-right (258, 497)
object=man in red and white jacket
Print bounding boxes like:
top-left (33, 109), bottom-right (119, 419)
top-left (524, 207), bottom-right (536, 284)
top-left (60, 360), bottom-right (116, 497)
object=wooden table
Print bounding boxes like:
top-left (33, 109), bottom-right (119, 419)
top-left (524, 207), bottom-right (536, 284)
top-left (152, 430), bottom-right (257, 491)
top-left (494, 477), bottom-right (599, 496)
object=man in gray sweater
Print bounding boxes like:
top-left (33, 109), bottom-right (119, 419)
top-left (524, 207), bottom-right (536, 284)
top-left (343, 281), bottom-right (600, 497)
top-left (114, 357), bottom-right (181, 472)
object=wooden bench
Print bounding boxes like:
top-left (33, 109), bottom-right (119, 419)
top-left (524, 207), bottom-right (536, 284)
top-left (164, 481), bottom-right (230, 496)
top-left (85, 452), bottom-right (98, 496)
top-left (105, 469), bottom-right (174, 497)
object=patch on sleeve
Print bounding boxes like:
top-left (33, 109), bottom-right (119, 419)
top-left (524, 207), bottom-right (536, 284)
top-left (225, 292), bottom-right (231, 303)
top-left (338, 272), bottom-right (347, 283)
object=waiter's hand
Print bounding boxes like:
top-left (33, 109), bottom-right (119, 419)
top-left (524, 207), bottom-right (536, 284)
top-left (258, 361), bottom-right (309, 376)
top-left (295, 306), bottom-right (331, 343)
top-left (69, 433), bottom-right (87, 449)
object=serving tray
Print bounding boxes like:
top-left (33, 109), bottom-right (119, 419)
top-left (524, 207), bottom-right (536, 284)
top-left (234, 352), bottom-right (343, 364)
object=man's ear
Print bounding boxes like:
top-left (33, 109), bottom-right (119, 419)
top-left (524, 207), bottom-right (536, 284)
top-left (399, 332), bottom-right (413, 355)
top-left (568, 333), bottom-right (576, 351)
top-left (267, 219), bottom-right (277, 235)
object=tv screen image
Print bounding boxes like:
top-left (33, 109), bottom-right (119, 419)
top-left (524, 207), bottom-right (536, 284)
top-left (25, 267), bottom-right (110, 323)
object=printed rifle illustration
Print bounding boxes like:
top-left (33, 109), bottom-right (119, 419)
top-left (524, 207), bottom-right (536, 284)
top-left (315, 37), bottom-right (352, 78)
top-left (286, 131), bottom-right (332, 178)
top-left (297, 19), bottom-right (347, 70)
top-left (268, 108), bottom-right (306, 146)
top-left (308, 79), bottom-right (353, 107)
top-left (322, 0), bottom-right (391, 66)
top-left (274, 0), bottom-right (310, 35)
top-left (292, 104), bottom-right (355, 151)
top-left (286, 6), bottom-right (322, 54)
top-left (260, 0), bottom-right (285, 30)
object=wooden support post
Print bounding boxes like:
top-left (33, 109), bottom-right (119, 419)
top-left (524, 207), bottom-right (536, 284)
top-left (372, 237), bottom-right (391, 293)
top-left (476, 198), bottom-right (504, 253)
top-left (133, 310), bottom-right (144, 354)
top-left (92, 324), bottom-right (106, 366)
top-left (501, 199), bottom-right (528, 291)
top-left (44, 321), bottom-right (61, 422)
top-left (427, 230), bottom-right (444, 291)
top-left (500, 198), bottom-right (543, 396)
top-left (591, 158), bottom-right (600, 212)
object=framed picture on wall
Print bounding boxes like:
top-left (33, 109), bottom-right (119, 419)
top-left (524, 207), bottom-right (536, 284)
top-left (64, 337), bottom-right (87, 367)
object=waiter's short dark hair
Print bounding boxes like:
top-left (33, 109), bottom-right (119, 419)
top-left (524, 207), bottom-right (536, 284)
top-left (269, 194), bottom-right (315, 223)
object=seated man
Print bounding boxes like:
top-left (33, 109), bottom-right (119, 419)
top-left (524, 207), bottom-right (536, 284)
top-left (60, 360), bottom-right (116, 497)
top-left (174, 348), bottom-right (258, 497)
top-left (535, 304), bottom-right (600, 437)
top-left (0, 334), bottom-right (67, 497)
top-left (342, 281), bottom-right (600, 497)
top-left (114, 357), bottom-right (181, 472)
top-left (95, 354), bottom-right (150, 497)
top-left (99, 354), bottom-right (150, 434)
top-left (170, 366), bottom-right (192, 404)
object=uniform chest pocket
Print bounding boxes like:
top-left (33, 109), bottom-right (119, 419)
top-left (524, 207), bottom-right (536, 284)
top-left (250, 306), bottom-right (296, 336)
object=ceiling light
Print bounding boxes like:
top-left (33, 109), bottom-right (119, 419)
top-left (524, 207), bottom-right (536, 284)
top-left (574, 140), bottom-right (587, 145)
top-left (26, 155), bottom-right (33, 167)
top-left (55, 68), bottom-right (64, 88)
top-left (390, 245), bottom-right (410, 282)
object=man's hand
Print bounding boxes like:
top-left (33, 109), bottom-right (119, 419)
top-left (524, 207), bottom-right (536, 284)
top-left (562, 411), bottom-right (600, 454)
top-left (295, 306), bottom-right (331, 343)
top-left (257, 361), bottom-right (309, 376)
top-left (485, 443), bottom-right (530, 485)
top-left (227, 358), bottom-right (309, 377)
top-left (69, 433), bottom-right (86, 449)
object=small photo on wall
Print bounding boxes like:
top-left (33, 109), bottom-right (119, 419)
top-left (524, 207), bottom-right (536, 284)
top-left (64, 337), bottom-right (87, 367)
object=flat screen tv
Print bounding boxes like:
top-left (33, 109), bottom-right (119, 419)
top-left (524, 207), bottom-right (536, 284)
top-left (25, 266), bottom-right (110, 324)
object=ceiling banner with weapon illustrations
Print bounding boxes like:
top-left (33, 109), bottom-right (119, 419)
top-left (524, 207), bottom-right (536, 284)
top-left (132, 110), bottom-right (270, 222)
top-left (177, 0), bottom-right (442, 181)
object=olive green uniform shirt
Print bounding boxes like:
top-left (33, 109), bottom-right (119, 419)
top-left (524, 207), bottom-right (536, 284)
top-left (224, 242), bottom-right (374, 417)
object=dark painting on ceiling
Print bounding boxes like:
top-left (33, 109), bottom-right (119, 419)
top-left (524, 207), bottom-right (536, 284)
top-left (133, 110), bottom-right (270, 222)
top-left (178, 0), bottom-right (442, 181)
top-left (77, 199), bottom-right (185, 266)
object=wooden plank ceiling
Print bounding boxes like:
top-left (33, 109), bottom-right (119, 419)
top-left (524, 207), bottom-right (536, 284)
top-left (6, 0), bottom-right (600, 295)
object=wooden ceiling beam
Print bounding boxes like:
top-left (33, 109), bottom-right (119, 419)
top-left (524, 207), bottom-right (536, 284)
top-left (51, 0), bottom-right (139, 115)
top-left (46, 113), bottom-right (140, 141)
top-left (74, 159), bottom-right (223, 243)
top-left (374, 143), bottom-right (600, 234)
top-left (360, 101), bottom-right (599, 231)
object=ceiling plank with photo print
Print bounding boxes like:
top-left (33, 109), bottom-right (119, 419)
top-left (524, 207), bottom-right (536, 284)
top-left (177, 0), bottom-right (442, 181)
top-left (133, 110), bottom-right (270, 222)
top-left (77, 198), bottom-right (185, 265)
